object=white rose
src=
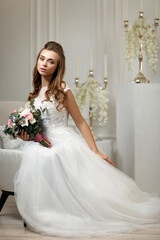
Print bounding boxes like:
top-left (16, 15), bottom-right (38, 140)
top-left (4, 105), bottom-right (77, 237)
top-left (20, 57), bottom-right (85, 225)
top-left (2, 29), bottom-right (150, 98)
top-left (21, 119), bottom-right (29, 127)
top-left (29, 118), bottom-right (36, 124)
top-left (20, 109), bottom-right (31, 117)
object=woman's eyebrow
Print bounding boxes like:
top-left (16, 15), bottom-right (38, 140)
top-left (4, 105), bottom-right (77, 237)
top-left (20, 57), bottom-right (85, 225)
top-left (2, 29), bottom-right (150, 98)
top-left (40, 55), bottom-right (55, 61)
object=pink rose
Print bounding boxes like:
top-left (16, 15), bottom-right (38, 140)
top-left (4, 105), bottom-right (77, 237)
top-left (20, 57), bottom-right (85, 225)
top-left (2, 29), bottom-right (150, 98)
top-left (8, 119), bottom-right (13, 127)
top-left (13, 109), bottom-right (17, 113)
top-left (20, 109), bottom-right (31, 117)
top-left (24, 113), bottom-right (33, 120)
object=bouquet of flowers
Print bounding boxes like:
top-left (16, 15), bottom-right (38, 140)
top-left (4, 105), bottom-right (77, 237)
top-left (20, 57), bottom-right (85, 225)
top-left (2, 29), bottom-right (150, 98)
top-left (3, 99), bottom-right (52, 148)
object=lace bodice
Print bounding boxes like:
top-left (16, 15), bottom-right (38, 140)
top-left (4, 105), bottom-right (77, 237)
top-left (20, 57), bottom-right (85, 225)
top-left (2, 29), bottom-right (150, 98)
top-left (34, 85), bottom-right (70, 133)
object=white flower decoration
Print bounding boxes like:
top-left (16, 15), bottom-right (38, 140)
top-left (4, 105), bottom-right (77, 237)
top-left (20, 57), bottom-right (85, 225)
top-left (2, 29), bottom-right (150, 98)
top-left (124, 15), bottom-right (159, 73)
top-left (75, 76), bottom-right (109, 127)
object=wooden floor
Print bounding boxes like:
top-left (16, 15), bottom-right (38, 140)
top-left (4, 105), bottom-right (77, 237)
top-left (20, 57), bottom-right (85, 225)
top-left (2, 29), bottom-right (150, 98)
top-left (0, 196), bottom-right (160, 240)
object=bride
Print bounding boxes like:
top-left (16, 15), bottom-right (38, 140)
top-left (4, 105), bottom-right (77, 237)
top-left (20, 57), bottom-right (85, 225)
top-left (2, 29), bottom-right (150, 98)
top-left (14, 41), bottom-right (160, 237)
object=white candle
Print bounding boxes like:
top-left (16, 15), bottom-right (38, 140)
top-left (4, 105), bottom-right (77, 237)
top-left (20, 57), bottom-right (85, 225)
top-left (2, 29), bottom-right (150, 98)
top-left (140, 0), bottom-right (143, 11)
top-left (125, 0), bottom-right (128, 19)
top-left (104, 54), bottom-right (108, 78)
top-left (140, 43), bottom-right (143, 53)
top-left (90, 47), bottom-right (93, 70)
top-left (156, 0), bottom-right (158, 18)
top-left (76, 56), bottom-right (79, 78)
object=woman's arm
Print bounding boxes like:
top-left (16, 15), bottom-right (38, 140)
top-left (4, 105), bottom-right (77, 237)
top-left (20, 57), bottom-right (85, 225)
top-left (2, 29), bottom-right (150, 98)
top-left (64, 90), bottom-right (116, 167)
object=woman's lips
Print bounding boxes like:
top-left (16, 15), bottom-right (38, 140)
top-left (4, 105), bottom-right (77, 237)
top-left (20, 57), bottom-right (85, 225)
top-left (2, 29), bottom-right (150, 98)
top-left (40, 68), bottom-right (47, 72)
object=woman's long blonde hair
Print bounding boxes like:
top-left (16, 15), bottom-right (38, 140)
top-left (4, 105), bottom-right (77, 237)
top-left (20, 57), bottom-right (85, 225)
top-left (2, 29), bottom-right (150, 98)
top-left (28, 41), bottom-right (66, 110)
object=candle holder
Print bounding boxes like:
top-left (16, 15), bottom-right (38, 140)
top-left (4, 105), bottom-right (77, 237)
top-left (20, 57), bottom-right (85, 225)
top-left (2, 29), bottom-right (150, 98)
top-left (103, 77), bottom-right (108, 89)
top-left (74, 69), bottom-right (109, 141)
top-left (131, 43), bottom-right (150, 83)
top-left (154, 18), bottom-right (160, 29)
top-left (124, 11), bottom-right (159, 83)
top-left (75, 77), bottom-right (79, 87)
top-left (88, 70), bottom-right (94, 78)
top-left (139, 11), bottom-right (144, 18)
top-left (124, 20), bottom-right (129, 28)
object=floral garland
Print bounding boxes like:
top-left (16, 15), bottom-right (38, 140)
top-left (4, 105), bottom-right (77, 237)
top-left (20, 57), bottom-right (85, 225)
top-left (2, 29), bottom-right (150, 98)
top-left (75, 76), bottom-right (109, 127)
top-left (124, 15), bottom-right (158, 73)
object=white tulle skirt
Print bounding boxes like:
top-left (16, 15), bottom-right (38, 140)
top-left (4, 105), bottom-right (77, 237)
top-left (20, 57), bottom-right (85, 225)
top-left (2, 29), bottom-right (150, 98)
top-left (14, 126), bottom-right (160, 237)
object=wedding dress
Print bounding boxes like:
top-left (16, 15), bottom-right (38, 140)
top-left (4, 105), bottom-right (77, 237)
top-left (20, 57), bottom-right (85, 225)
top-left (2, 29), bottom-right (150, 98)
top-left (14, 85), bottom-right (160, 237)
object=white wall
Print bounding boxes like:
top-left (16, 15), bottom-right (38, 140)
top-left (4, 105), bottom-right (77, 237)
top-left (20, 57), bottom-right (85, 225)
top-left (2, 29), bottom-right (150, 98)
top-left (0, 0), bottom-right (118, 141)
top-left (0, 0), bottom-right (30, 100)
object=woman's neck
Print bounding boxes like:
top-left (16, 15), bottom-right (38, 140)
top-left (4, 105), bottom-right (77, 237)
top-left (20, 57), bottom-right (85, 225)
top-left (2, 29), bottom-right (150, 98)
top-left (41, 76), bottom-right (51, 88)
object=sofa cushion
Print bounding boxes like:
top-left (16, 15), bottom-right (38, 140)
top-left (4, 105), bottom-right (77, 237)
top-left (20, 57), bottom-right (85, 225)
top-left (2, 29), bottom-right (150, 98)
top-left (0, 135), bottom-right (3, 149)
top-left (0, 126), bottom-right (23, 149)
top-left (0, 149), bottom-right (22, 191)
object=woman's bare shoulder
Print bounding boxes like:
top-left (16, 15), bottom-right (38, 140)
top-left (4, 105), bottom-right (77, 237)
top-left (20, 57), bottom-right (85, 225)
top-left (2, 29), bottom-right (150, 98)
top-left (61, 82), bottom-right (70, 93)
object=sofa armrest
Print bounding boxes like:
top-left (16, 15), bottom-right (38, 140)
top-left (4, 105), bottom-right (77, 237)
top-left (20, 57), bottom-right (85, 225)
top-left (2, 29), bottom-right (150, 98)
top-left (0, 136), bottom-right (4, 149)
top-left (0, 149), bottom-right (22, 191)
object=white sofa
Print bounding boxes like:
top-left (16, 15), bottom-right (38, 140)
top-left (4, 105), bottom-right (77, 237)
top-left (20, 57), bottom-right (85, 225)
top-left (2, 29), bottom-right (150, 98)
top-left (0, 101), bottom-right (24, 211)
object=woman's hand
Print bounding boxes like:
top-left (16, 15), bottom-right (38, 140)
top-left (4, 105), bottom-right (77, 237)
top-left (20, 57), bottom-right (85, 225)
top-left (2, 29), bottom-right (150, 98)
top-left (15, 129), bottom-right (30, 141)
top-left (95, 151), bottom-right (116, 167)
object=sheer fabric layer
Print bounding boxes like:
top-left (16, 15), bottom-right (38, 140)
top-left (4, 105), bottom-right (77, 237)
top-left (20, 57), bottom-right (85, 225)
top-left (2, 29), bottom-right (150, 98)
top-left (14, 86), bottom-right (160, 237)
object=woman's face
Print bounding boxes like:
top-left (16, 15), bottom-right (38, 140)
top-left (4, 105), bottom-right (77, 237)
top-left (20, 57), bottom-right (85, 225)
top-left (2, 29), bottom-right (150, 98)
top-left (37, 49), bottom-right (59, 78)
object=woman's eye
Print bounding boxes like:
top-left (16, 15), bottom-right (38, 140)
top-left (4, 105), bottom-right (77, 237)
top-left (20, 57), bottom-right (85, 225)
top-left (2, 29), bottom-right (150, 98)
top-left (40, 57), bottom-right (44, 61)
top-left (49, 61), bottom-right (54, 64)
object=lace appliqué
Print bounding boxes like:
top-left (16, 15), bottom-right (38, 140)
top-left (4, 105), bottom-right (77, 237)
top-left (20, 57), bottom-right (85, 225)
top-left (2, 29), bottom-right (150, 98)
top-left (34, 96), bottom-right (68, 130)
top-left (33, 84), bottom-right (70, 130)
